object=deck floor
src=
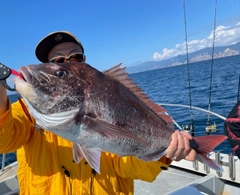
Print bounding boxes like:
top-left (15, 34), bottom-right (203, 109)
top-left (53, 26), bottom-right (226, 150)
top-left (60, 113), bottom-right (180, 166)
top-left (134, 166), bottom-right (204, 195)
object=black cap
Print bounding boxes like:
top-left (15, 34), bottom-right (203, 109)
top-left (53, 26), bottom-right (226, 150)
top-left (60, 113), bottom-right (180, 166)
top-left (35, 31), bottom-right (84, 62)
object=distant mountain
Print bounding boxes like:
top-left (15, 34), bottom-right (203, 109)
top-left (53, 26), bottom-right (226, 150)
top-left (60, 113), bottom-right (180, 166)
top-left (126, 42), bottom-right (240, 74)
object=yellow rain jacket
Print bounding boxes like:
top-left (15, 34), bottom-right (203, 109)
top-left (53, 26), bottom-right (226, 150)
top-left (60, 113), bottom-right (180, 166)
top-left (0, 100), bottom-right (171, 195)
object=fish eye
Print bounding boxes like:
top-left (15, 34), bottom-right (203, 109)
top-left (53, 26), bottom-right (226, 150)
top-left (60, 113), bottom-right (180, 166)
top-left (56, 70), bottom-right (67, 78)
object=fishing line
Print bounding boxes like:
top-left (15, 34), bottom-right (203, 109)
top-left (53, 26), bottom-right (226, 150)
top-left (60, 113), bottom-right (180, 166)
top-left (237, 75), bottom-right (240, 102)
top-left (183, 0), bottom-right (194, 136)
top-left (236, 2), bottom-right (240, 102)
top-left (207, 0), bottom-right (217, 125)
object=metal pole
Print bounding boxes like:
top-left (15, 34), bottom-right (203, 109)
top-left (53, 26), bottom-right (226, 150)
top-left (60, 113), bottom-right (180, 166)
top-left (1, 153), bottom-right (6, 172)
top-left (158, 103), bottom-right (226, 120)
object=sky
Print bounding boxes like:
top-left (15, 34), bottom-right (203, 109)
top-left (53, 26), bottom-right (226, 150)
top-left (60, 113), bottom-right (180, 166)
top-left (0, 0), bottom-right (239, 73)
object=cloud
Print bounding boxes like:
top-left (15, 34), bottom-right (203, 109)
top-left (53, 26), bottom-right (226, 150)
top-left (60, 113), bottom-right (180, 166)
top-left (153, 23), bottom-right (240, 61)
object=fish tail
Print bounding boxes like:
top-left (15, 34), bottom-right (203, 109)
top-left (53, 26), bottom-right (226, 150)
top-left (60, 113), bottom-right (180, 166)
top-left (192, 135), bottom-right (227, 172)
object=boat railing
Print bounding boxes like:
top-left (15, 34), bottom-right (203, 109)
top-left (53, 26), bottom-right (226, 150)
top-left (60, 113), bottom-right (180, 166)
top-left (1, 153), bottom-right (6, 172)
top-left (171, 152), bottom-right (240, 184)
top-left (159, 103), bottom-right (226, 120)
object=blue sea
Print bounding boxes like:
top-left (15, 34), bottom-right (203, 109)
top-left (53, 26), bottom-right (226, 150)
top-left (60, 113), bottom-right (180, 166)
top-left (1, 55), bottom-right (239, 167)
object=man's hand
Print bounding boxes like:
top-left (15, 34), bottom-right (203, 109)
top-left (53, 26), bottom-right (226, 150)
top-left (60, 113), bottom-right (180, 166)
top-left (165, 130), bottom-right (196, 161)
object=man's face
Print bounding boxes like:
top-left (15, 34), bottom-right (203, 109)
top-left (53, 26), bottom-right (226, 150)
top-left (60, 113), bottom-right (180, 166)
top-left (48, 42), bottom-right (86, 62)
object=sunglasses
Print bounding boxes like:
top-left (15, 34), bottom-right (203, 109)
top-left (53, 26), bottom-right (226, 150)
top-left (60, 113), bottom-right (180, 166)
top-left (49, 52), bottom-right (84, 63)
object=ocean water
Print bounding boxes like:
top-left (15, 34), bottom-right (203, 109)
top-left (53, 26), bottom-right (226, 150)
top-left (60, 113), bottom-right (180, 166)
top-left (129, 55), bottom-right (240, 154)
top-left (1, 55), bottom-right (239, 167)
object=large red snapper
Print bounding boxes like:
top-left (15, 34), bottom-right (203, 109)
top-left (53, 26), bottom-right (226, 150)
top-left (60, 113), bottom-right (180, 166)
top-left (14, 62), bottom-right (227, 173)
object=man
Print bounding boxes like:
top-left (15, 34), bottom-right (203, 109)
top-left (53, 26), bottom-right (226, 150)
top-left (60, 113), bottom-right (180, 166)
top-left (0, 31), bottom-right (196, 195)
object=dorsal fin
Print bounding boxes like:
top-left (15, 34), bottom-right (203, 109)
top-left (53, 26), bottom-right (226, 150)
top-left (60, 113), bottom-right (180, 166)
top-left (103, 63), bottom-right (174, 127)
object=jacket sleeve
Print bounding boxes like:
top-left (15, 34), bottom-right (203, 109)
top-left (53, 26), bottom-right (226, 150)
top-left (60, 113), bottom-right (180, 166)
top-left (0, 99), bottom-right (34, 153)
top-left (113, 154), bottom-right (172, 182)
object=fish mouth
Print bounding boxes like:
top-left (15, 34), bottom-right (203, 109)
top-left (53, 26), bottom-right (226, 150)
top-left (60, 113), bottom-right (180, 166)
top-left (18, 66), bottom-right (32, 84)
top-left (13, 66), bottom-right (35, 97)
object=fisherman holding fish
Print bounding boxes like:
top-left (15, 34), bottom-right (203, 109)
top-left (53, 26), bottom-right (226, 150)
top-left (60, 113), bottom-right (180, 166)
top-left (0, 31), bottom-right (226, 195)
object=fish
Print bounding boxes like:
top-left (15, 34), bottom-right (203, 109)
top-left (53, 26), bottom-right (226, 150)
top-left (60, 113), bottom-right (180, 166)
top-left (14, 62), bottom-right (227, 173)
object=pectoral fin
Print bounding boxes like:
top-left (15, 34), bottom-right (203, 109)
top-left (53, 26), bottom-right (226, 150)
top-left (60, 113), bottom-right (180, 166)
top-left (83, 115), bottom-right (147, 145)
top-left (138, 150), bottom-right (167, 161)
top-left (73, 143), bottom-right (101, 174)
top-left (73, 143), bottom-right (84, 163)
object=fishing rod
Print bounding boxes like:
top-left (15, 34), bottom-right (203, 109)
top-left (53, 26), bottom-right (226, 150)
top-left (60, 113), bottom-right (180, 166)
top-left (206, 0), bottom-right (218, 135)
top-left (237, 74), bottom-right (240, 102)
top-left (183, 0), bottom-right (194, 136)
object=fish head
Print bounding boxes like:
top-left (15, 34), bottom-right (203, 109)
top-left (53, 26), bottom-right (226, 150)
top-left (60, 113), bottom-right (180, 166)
top-left (14, 62), bottom-right (89, 115)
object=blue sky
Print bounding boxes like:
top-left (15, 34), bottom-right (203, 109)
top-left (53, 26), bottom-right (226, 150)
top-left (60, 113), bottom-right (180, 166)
top-left (0, 0), bottom-right (239, 73)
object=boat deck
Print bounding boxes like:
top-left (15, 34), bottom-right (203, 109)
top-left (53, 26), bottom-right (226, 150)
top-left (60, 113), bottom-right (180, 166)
top-left (135, 165), bottom-right (240, 195)
top-left (135, 166), bottom-right (203, 194)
